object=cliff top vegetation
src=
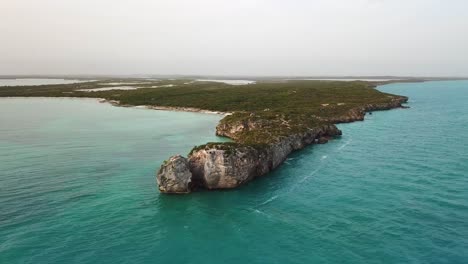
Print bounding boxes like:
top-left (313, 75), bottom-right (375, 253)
top-left (0, 79), bottom-right (407, 148)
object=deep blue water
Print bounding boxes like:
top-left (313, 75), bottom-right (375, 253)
top-left (1, 81), bottom-right (467, 263)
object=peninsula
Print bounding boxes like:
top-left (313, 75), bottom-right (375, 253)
top-left (0, 79), bottom-right (408, 193)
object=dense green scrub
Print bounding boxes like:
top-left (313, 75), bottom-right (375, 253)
top-left (0, 79), bottom-right (404, 149)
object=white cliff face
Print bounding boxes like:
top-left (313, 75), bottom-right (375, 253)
top-left (156, 155), bottom-right (192, 193)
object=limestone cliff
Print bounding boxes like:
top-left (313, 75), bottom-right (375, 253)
top-left (156, 95), bottom-right (408, 193)
top-left (315, 96), bottom-right (408, 123)
top-left (157, 155), bottom-right (192, 193)
top-left (157, 124), bottom-right (342, 193)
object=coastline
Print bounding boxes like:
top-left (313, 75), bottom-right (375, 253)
top-left (100, 98), bottom-right (230, 115)
top-left (0, 80), bottom-right (410, 194)
top-left (157, 95), bottom-right (408, 193)
top-left (0, 96), bottom-right (230, 116)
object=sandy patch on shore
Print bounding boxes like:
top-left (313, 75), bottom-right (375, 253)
top-left (195, 79), bottom-right (256, 85)
top-left (77, 86), bottom-right (138, 92)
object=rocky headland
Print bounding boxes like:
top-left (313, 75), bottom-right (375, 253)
top-left (0, 78), bottom-right (409, 193)
top-left (157, 96), bottom-right (408, 193)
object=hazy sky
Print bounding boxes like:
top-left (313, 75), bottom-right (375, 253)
top-left (1, 0), bottom-right (467, 76)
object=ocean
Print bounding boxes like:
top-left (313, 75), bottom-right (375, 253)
top-left (1, 81), bottom-right (467, 263)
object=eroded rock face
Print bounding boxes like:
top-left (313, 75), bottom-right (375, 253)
top-left (157, 155), bottom-right (192, 193)
top-left (317, 97), bottom-right (408, 123)
top-left (156, 96), bottom-right (407, 193)
top-left (156, 124), bottom-right (342, 193)
top-left (189, 146), bottom-right (260, 189)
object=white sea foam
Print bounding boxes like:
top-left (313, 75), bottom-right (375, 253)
top-left (338, 139), bottom-right (352, 150)
top-left (260, 195), bottom-right (279, 206)
top-left (253, 209), bottom-right (271, 218)
top-left (299, 168), bottom-right (322, 183)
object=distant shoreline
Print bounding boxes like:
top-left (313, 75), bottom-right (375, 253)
top-left (101, 98), bottom-right (230, 115)
top-left (0, 96), bottom-right (229, 116)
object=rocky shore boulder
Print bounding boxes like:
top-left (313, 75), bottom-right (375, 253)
top-left (157, 155), bottom-right (192, 193)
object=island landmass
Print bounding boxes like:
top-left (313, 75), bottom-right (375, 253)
top-left (0, 78), bottom-right (408, 193)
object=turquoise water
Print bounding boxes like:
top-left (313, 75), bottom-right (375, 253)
top-left (1, 81), bottom-right (467, 263)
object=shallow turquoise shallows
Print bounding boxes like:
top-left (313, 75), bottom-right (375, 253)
top-left (1, 81), bottom-right (468, 264)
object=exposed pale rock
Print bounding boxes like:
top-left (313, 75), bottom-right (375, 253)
top-left (156, 155), bottom-right (192, 193)
top-left (189, 146), bottom-right (260, 189)
top-left (157, 124), bottom-right (342, 192)
top-left (156, 96), bottom-right (408, 193)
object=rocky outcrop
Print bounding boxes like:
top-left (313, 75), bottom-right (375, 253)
top-left (316, 96), bottom-right (408, 123)
top-left (156, 96), bottom-right (408, 193)
top-left (157, 124), bottom-right (342, 192)
top-left (189, 145), bottom-right (263, 189)
top-left (157, 155), bottom-right (192, 193)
